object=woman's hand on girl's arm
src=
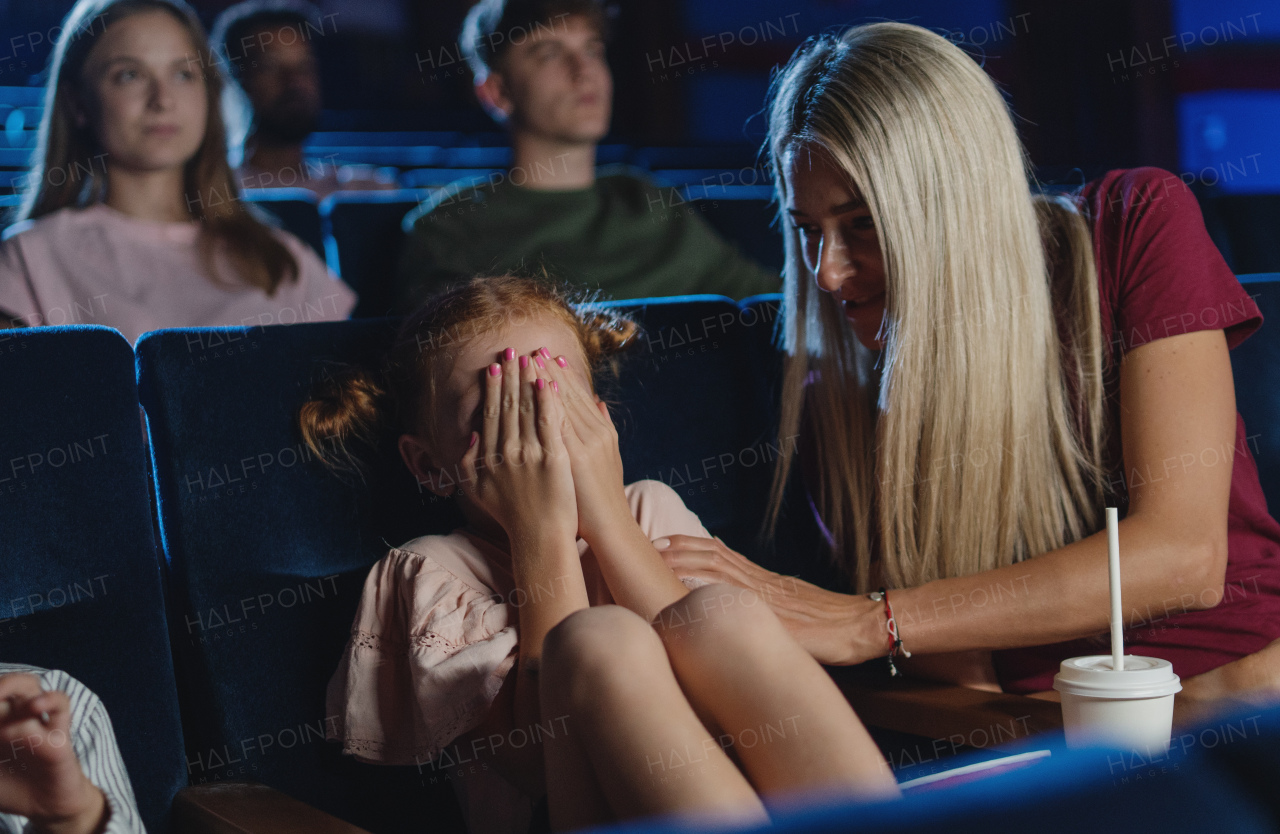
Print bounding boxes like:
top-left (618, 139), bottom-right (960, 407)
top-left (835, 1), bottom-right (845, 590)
top-left (659, 329), bottom-right (1237, 663)
top-left (654, 535), bottom-right (887, 665)
top-left (534, 350), bottom-right (690, 621)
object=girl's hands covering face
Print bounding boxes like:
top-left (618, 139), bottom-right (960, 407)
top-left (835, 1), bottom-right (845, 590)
top-left (457, 347), bottom-right (577, 545)
top-left (533, 347), bottom-right (630, 544)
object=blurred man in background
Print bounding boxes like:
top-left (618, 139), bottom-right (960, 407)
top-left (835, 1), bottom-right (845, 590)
top-left (394, 0), bottom-right (779, 310)
top-left (212, 0), bottom-right (396, 198)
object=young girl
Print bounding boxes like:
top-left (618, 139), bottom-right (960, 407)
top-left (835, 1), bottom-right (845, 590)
top-left (653, 22), bottom-right (1280, 724)
top-left (305, 276), bottom-right (898, 834)
top-left (0, 0), bottom-right (355, 345)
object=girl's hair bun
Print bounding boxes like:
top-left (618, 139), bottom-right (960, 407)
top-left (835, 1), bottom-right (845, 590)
top-left (298, 364), bottom-right (387, 479)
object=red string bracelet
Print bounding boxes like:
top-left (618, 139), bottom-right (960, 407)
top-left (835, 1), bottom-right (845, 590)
top-left (868, 587), bottom-right (911, 676)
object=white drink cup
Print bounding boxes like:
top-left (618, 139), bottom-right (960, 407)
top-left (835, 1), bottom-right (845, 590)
top-left (1053, 654), bottom-right (1182, 756)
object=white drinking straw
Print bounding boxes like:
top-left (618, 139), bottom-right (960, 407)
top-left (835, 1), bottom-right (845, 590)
top-left (1106, 507), bottom-right (1124, 671)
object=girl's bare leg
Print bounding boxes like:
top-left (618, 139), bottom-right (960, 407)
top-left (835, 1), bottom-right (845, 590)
top-left (651, 583), bottom-right (899, 804)
top-left (539, 605), bottom-right (770, 832)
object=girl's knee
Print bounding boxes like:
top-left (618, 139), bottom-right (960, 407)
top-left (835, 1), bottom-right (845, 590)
top-left (542, 605), bottom-right (662, 684)
top-left (653, 583), bottom-right (781, 652)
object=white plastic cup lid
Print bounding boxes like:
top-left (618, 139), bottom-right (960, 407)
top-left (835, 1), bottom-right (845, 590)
top-left (1052, 655), bottom-right (1182, 699)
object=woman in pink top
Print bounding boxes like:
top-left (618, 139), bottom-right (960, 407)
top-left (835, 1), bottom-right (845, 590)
top-left (304, 276), bottom-right (898, 834)
top-left (0, 0), bottom-right (355, 345)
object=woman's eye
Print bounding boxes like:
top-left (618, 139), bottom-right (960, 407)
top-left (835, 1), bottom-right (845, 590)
top-left (115, 69), bottom-right (137, 83)
top-left (850, 215), bottom-right (875, 231)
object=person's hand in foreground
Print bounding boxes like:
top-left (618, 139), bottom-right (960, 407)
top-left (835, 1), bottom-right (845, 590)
top-left (0, 673), bottom-right (109, 834)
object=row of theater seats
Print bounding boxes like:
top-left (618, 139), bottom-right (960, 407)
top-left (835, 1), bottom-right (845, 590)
top-left (1196, 190), bottom-right (1280, 274)
top-left (2, 282), bottom-right (1279, 834)
top-left (0, 184), bottom-right (783, 319)
top-left (248, 185), bottom-right (780, 318)
top-left (261, 183), bottom-right (1280, 317)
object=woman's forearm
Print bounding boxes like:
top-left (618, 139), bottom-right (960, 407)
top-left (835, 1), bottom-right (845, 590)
top-left (890, 512), bottom-right (1225, 655)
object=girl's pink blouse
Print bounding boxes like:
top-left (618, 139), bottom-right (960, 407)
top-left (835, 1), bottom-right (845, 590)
top-left (326, 479), bottom-right (713, 834)
top-left (0, 203), bottom-right (355, 345)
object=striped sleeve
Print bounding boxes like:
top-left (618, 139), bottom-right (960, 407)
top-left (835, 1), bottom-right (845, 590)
top-left (0, 664), bottom-right (145, 834)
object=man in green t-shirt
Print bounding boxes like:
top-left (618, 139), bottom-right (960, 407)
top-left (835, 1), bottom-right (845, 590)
top-left (393, 0), bottom-right (781, 313)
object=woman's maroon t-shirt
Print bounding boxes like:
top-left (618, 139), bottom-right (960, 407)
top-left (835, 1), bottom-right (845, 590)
top-left (993, 167), bottom-right (1280, 693)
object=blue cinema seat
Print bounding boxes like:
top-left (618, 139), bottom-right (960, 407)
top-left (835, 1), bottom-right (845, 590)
top-left (320, 189), bottom-right (434, 319)
top-left (690, 185), bottom-right (782, 274)
top-left (0, 326), bottom-right (186, 834)
top-left (242, 187), bottom-right (325, 259)
top-left (1197, 193), bottom-right (1280, 275)
top-left (596, 295), bottom-right (833, 580)
top-left (137, 318), bottom-right (465, 834)
top-left (1232, 275), bottom-right (1280, 513)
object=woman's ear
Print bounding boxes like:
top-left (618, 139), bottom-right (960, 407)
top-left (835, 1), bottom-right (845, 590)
top-left (398, 432), bottom-right (454, 498)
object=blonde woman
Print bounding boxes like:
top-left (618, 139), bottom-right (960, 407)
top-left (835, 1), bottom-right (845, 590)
top-left (655, 22), bottom-right (1280, 723)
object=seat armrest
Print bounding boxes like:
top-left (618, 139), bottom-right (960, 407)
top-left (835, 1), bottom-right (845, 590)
top-left (828, 665), bottom-right (1063, 745)
top-left (173, 782), bottom-right (373, 834)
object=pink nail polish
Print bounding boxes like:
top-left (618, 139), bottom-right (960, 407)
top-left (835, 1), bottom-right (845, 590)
top-left (555, 356), bottom-right (567, 367)
top-left (536, 378), bottom-right (545, 390)
top-left (489, 364), bottom-right (501, 376)
top-left (534, 355), bottom-right (545, 369)
top-left (504, 347), bottom-right (515, 361)
top-left (539, 347), bottom-right (551, 359)
top-left (469, 432), bottom-right (478, 448)
top-left (552, 380), bottom-right (559, 392)
top-left (519, 355), bottom-right (529, 369)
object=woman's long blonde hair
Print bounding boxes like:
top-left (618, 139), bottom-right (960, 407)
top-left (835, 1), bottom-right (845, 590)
top-left (763, 23), bottom-right (1112, 592)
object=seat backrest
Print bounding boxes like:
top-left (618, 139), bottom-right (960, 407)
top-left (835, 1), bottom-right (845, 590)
top-left (399, 167), bottom-right (500, 188)
top-left (1197, 193), bottom-right (1280, 274)
top-left (321, 191), bottom-right (432, 318)
top-left (632, 145), bottom-right (762, 170)
top-left (1232, 276), bottom-right (1280, 513)
top-left (0, 326), bottom-right (186, 834)
top-left (438, 146), bottom-right (512, 168)
top-left (732, 294), bottom-right (849, 591)
top-left (599, 296), bottom-right (805, 565)
top-left (137, 319), bottom-right (467, 833)
top-left (242, 188), bottom-right (326, 259)
top-left (691, 193), bottom-right (782, 273)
